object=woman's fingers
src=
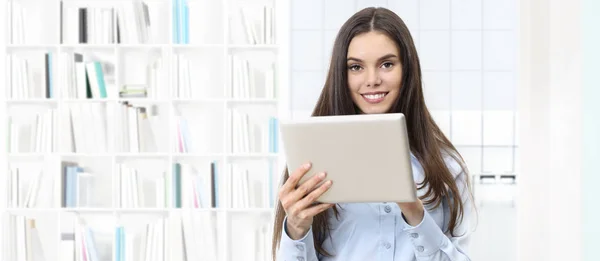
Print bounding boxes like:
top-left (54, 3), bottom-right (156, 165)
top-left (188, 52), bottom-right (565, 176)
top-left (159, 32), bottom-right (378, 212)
top-left (299, 202), bottom-right (335, 219)
top-left (280, 162), bottom-right (312, 194)
top-left (289, 171), bottom-right (327, 202)
top-left (296, 180), bottom-right (333, 211)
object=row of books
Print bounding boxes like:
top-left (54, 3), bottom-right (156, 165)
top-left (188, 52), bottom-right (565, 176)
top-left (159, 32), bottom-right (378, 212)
top-left (60, 52), bottom-right (110, 99)
top-left (62, 102), bottom-right (110, 153)
top-left (7, 52), bottom-right (276, 100)
top-left (9, 2), bottom-right (26, 45)
top-left (56, 159), bottom-right (273, 209)
top-left (8, 158), bottom-right (273, 209)
top-left (61, 213), bottom-right (219, 261)
top-left (10, 1), bottom-right (275, 45)
top-left (229, 109), bottom-right (279, 154)
top-left (116, 102), bottom-right (163, 153)
top-left (117, 161), bottom-right (219, 209)
top-left (7, 106), bottom-right (279, 154)
top-left (229, 55), bottom-right (276, 99)
top-left (6, 213), bottom-right (272, 261)
top-left (225, 162), bottom-right (274, 209)
top-left (6, 53), bottom-right (55, 99)
top-left (61, 161), bottom-right (95, 208)
top-left (5, 216), bottom-right (46, 261)
top-left (61, 2), bottom-right (151, 44)
top-left (7, 167), bottom-right (44, 208)
top-left (119, 57), bottom-right (166, 99)
top-left (5, 212), bottom-right (276, 261)
top-left (8, 109), bottom-right (57, 153)
top-left (240, 6), bottom-right (276, 45)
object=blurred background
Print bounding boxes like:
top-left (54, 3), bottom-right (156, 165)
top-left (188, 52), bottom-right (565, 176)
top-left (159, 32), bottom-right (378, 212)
top-left (1, 0), bottom-right (599, 260)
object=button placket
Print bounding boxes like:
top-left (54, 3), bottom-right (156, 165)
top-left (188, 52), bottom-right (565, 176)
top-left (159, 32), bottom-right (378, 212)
top-left (384, 242), bottom-right (391, 249)
top-left (380, 203), bottom-right (395, 258)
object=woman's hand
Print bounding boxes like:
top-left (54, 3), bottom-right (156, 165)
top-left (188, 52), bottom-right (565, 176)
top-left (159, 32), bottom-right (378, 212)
top-left (279, 162), bottom-right (334, 240)
top-left (398, 199), bottom-right (425, 226)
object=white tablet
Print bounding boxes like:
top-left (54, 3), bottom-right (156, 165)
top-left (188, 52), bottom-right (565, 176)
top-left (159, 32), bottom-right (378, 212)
top-left (279, 113), bottom-right (417, 203)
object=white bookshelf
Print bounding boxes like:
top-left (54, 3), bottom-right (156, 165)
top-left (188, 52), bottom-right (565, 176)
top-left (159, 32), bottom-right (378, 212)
top-left (1, 0), bottom-right (291, 260)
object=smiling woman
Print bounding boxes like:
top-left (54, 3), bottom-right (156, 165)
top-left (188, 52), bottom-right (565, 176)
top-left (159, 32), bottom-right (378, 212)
top-left (346, 31), bottom-right (403, 114)
top-left (272, 6), bottom-right (474, 261)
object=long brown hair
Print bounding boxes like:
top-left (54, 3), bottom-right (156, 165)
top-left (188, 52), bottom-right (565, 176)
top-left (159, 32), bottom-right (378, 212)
top-left (272, 7), bottom-right (472, 260)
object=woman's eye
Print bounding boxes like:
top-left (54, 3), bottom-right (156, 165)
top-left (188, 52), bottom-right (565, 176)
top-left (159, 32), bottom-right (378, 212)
top-left (381, 62), bottom-right (393, 69)
top-left (348, 64), bottom-right (362, 71)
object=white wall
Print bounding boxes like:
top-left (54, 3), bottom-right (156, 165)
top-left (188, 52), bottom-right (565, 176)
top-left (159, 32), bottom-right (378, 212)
top-left (516, 0), bottom-right (590, 260)
top-left (581, 0), bottom-right (600, 260)
top-left (0, 0), bottom-right (7, 258)
top-left (288, 0), bottom-right (518, 260)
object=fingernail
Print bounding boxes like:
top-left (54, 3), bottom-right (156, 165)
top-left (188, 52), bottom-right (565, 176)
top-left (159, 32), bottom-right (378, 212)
top-left (327, 180), bottom-right (333, 186)
top-left (318, 172), bottom-right (326, 178)
top-left (304, 162), bottom-right (311, 169)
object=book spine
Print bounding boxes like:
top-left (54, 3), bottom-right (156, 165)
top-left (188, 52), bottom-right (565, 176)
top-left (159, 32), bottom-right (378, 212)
top-left (211, 162), bottom-right (217, 208)
top-left (79, 8), bottom-right (87, 44)
top-left (172, 0), bottom-right (179, 43)
top-left (45, 53), bottom-right (50, 98)
top-left (94, 62), bottom-right (107, 98)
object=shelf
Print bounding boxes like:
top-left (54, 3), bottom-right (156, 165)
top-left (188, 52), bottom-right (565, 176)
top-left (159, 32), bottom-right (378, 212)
top-left (59, 44), bottom-right (117, 49)
top-left (61, 98), bottom-right (113, 103)
top-left (6, 44), bottom-right (280, 50)
top-left (59, 153), bottom-right (114, 157)
top-left (61, 208), bottom-right (116, 213)
top-left (228, 44), bottom-right (279, 50)
top-left (227, 98), bottom-right (279, 104)
top-left (173, 153), bottom-right (226, 158)
top-left (115, 153), bottom-right (170, 158)
top-left (5, 99), bottom-right (58, 105)
top-left (6, 153), bottom-right (281, 159)
top-left (3, 0), bottom-right (286, 260)
top-left (226, 153), bottom-right (279, 159)
top-left (6, 44), bottom-right (59, 52)
top-left (7, 153), bottom-right (52, 159)
top-left (172, 44), bottom-right (225, 49)
top-left (172, 98), bottom-right (228, 105)
top-left (6, 208), bottom-right (61, 215)
top-left (454, 144), bottom-right (519, 148)
top-left (171, 98), bottom-right (278, 104)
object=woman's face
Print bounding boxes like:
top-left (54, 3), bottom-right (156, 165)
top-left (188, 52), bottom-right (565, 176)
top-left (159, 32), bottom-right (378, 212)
top-left (346, 31), bottom-right (402, 114)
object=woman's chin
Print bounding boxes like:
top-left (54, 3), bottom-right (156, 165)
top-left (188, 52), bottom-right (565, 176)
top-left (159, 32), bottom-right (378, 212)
top-left (357, 104), bottom-right (391, 114)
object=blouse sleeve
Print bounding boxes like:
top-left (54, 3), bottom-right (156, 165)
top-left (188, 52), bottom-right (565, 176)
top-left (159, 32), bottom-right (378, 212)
top-left (276, 216), bottom-right (320, 261)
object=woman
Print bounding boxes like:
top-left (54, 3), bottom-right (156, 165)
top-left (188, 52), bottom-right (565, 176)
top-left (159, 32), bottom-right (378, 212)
top-left (272, 7), bottom-right (474, 261)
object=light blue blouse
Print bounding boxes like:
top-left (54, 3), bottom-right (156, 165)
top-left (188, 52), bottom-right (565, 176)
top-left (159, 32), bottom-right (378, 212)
top-left (276, 154), bottom-right (473, 261)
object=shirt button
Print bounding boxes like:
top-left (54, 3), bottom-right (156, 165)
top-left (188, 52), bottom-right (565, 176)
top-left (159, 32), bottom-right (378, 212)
top-left (296, 244), bottom-right (304, 251)
top-left (384, 242), bottom-right (391, 249)
top-left (384, 205), bottom-right (392, 213)
top-left (411, 233), bottom-right (419, 238)
top-left (297, 257), bottom-right (305, 261)
top-left (417, 246), bottom-right (425, 252)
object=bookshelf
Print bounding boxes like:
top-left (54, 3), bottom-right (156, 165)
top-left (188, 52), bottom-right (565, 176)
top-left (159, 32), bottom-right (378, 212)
top-left (1, 0), bottom-right (291, 260)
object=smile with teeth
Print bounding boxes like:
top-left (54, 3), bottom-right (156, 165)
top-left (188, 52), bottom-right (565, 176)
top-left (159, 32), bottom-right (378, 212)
top-left (361, 92), bottom-right (388, 103)
top-left (363, 93), bottom-right (386, 99)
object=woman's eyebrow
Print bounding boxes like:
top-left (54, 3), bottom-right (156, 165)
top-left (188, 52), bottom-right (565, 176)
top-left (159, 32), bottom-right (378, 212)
top-left (346, 54), bottom-right (398, 62)
top-left (378, 54), bottom-right (398, 60)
